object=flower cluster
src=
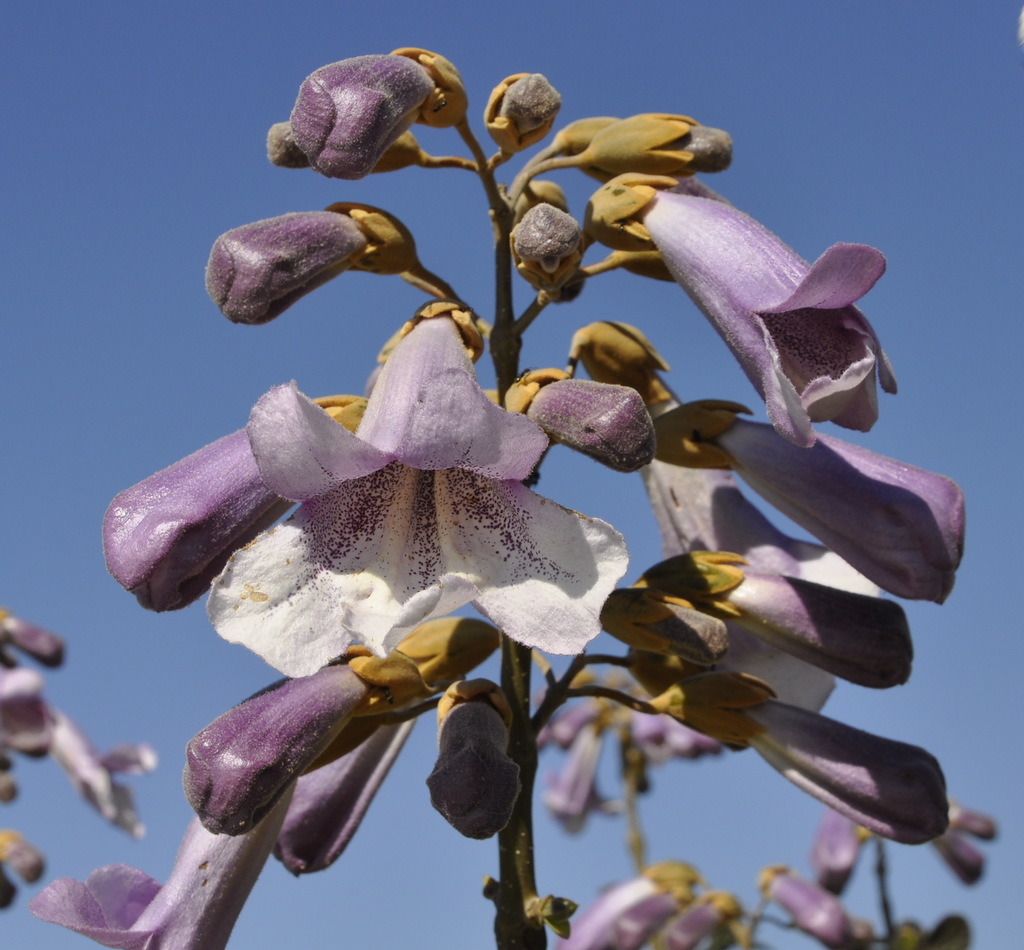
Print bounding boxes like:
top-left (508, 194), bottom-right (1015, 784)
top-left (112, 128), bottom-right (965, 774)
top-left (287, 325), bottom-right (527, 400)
top-left (34, 46), bottom-right (974, 950)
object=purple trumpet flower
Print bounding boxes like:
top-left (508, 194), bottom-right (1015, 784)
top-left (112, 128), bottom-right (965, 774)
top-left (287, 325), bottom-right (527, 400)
top-left (289, 55), bottom-right (434, 179)
top-left (208, 315), bottom-right (628, 675)
top-left (104, 430), bottom-right (292, 612)
top-left (748, 701), bottom-right (948, 844)
top-left (274, 720), bottom-right (413, 875)
top-left (31, 791), bottom-right (291, 950)
top-left (556, 876), bottom-right (662, 950)
top-left (0, 668), bottom-right (50, 754)
top-left (183, 664), bottom-right (369, 835)
top-left (763, 869), bottom-right (852, 949)
top-left (543, 720), bottom-right (619, 833)
top-left (810, 809), bottom-right (863, 894)
top-left (205, 211), bottom-right (368, 325)
top-left (643, 183), bottom-right (896, 446)
top-left (717, 418), bottom-right (964, 603)
top-left (0, 611), bottom-right (63, 667)
top-left (47, 709), bottom-right (156, 838)
top-left (931, 801), bottom-right (997, 885)
top-left (661, 896), bottom-right (735, 950)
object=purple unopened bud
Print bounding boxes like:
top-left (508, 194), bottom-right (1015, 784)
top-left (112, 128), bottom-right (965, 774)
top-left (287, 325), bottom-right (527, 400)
top-left (558, 876), bottom-right (660, 950)
top-left (206, 211), bottom-right (368, 325)
top-left (0, 668), bottom-right (50, 754)
top-left (662, 896), bottom-right (735, 950)
top-left (810, 809), bottom-right (862, 894)
top-left (290, 55), bottom-right (433, 179)
top-left (104, 430), bottom-right (292, 611)
top-left (932, 830), bottom-right (986, 885)
top-left (513, 205), bottom-right (581, 270)
top-left (274, 721), bottom-right (413, 875)
top-left (528, 379), bottom-right (656, 472)
top-left (0, 832), bottom-right (44, 883)
top-left (0, 614), bottom-right (63, 667)
top-left (426, 701), bottom-right (520, 839)
top-left (184, 665), bottom-right (369, 835)
top-left (611, 892), bottom-right (679, 950)
top-left (749, 701), bottom-right (948, 844)
top-left (500, 74), bottom-right (561, 134)
top-left (765, 870), bottom-right (852, 949)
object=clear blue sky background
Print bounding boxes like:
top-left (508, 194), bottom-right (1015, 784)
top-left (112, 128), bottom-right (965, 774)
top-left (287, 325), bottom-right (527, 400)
top-left (3, 2), bottom-right (1021, 947)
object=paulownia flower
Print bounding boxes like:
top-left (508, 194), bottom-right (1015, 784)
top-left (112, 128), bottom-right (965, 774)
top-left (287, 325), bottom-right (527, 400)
top-left (643, 182), bottom-right (896, 446)
top-left (208, 315), bottom-right (628, 676)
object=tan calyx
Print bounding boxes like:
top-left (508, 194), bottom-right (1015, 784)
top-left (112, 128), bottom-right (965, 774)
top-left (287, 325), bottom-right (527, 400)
top-left (0, 829), bottom-right (24, 861)
top-left (394, 617), bottom-right (501, 688)
top-left (652, 400), bottom-right (751, 468)
top-left (312, 395), bottom-right (367, 433)
top-left (345, 646), bottom-right (430, 714)
top-left (633, 552), bottom-right (747, 620)
top-left (701, 891), bottom-right (742, 921)
top-left (548, 116), bottom-right (621, 156)
top-left (436, 678), bottom-right (513, 730)
top-left (756, 865), bottom-right (790, 896)
top-left (649, 672), bottom-right (775, 746)
top-left (401, 300), bottom-right (486, 361)
top-left (391, 48), bottom-right (467, 128)
top-left (644, 860), bottom-right (703, 905)
top-left (504, 368), bottom-right (571, 414)
top-left (584, 174), bottom-right (678, 252)
top-left (627, 650), bottom-right (705, 698)
top-left (370, 130), bottom-right (428, 173)
top-left (580, 113), bottom-right (701, 179)
top-left (326, 203), bottom-right (421, 276)
top-left (484, 74), bottom-right (559, 153)
top-left (581, 248), bottom-right (674, 282)
top-left (568, 321), bottom-right (671, 405)
top-left (512, 179), bottom-right (569, 223)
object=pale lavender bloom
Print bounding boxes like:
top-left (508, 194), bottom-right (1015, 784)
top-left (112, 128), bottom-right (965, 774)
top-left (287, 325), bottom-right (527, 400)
top-left (31, 791), bottom-right (291, 950)
top-left (47, 709), bottom-right (156, 839)
top-left (537, 699), bottom-right (602, 750)
top-left (208, 316), bottom-right (628, 675)
top-left (557, 876), bottom-right (660, 950)
top-left (662, 899), bottom-right (728, 950)
top-left (810, 809), bottom-right (862, 894)
top-left (725, 571), bottom-right (913, 689)
top-left (184, 665), bottom-right (369, 835)
top-left (643, 185), bottom-right (895, 446)
top-left (717, 419), bottom-right (964, 603)
top-left (629, 711), bottom-right (722, 764)
top-left (527, 379), bottom-right (656, 472)
top-left (426, 701), bottom-right (520, 839)
top-left (1, 834), bottom-right (44, 883)
top-left (948, 801), bottom-right (997, 840)
top-left (0, 613), bottom-right (63, 667)
top-left (104, 430), bottom-right (291, 612)
top-left (274, 721), bottom-right (413, 875)
top-left (610, 892), bottom-right (679, 950)
top-left (932, 830), bottom-right (985, 885)
top-left (544, 722), bottom-right (619, 833)
top-left (748, 701), bottom-right (948, 844)
top-left (0, 668), bottom-right (50, 754)
top-left (205, 212), bottom-right (368, 324)
top-left (290, 55), bottom-right (433, 179)
top-left (765, 870), bottom-right (852, 949)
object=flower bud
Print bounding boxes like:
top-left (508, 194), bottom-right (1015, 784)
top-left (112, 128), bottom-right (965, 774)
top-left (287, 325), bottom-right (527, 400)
top-left (0, 831), bottom-right (44, 883)
top-left (0, 611), bottom-right (63, 667)
top-left (485, 73), bottom-right (561, 152)
top-left (932, 830), bottom-right (986, 885)
top-left (265, 121), bottom-right (310, 168)
top-left (390, 48), bottom-right (467, 128)
top-left (662, 893), bottom-right (740, 950)
top-left (206, 211), bottom-right (368, 325)
top-left (760, 868), bottom-right (852, 949)
top-left (601, 588), bottom-right (728, 664)
top-left (426, 682), bottom-right (520, 839)
top-left (810, 809), bottom-right (863, 894)
top-left (511, 204), bottom-right (582, 293)
top-left (584, 173), bottom-right (676, 252)
top-left (289, 55), bottom-right (434, 179)
top-left (104, 430), bottom-right (292, 611)
top-left (184, 665), bottom-right (369, 835)
top-left (525, 377), bottom-right (656, 472)
top-left (0, 668), bottom-right (50, 754)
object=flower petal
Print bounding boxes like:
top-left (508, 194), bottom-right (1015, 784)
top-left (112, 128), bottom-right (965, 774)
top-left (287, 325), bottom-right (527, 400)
top-left (358, 317), bottom-right (548, 479)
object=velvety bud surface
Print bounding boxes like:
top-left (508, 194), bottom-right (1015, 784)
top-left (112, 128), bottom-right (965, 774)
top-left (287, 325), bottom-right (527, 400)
top-left (499, 74), bottom-right (561, 133)
top-left (184, 665), bottom-right (368, 835)
top-left (426, 702), bottom-right (520, 839)
top-left (104, 430), bottom-right (292, 611)
top-left (206, 211), bottom-right (367, 324)
top-left (290, 55), bottom-right (433, 179)
top-left (528, 378), bottom-right (656, 471)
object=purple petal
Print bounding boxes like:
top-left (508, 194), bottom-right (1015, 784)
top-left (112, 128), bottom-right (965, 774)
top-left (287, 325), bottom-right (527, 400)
top-left (767, 871), bottom-right (852, 949)
top-left (0, 668), bottom-right (50, 753)
top-left (0, 614), bottom-right (64, 667)
top-left (274, 721), bottom-right (413, 874)
top-left (557, 877), bottom-right (659, 950)
top-left (810, 809), bottom-right (862, 894)
top-left (357, 317), bottom-right (548, 479)
top-left (644, 190), bottom-right (892, 445)
top-left (932, 830), bottom-right (986, 885)
top-left (289, 55), bottom-right (432, 179)
top-left (544, 723), bottom-right (617, 833)
top-left (719, 419), bottom-right (964, 602)
top-left (104, 430), bottom-right (291, 611)
top-left (749, 701), bottom-right (949, 843)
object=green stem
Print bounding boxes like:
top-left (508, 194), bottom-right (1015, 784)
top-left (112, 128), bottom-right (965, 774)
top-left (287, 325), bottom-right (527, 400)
top-left (494, 637), bottom-right (546, 950)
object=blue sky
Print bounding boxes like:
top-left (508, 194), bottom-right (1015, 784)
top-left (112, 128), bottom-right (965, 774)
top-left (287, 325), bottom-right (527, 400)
top-left (3, 1), bottom-right (1022, 947)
